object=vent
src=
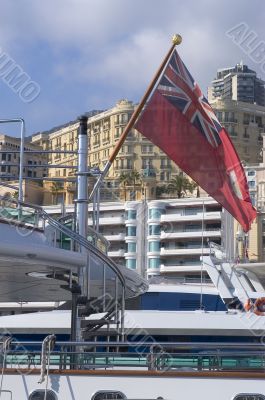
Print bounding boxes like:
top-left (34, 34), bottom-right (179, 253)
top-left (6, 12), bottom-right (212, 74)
top-left (233, 395), bottom-right (265, 400)
top-left (92, 391), bottom-right (126, 400)
top-left (29, 390), bottom-right (57, 400)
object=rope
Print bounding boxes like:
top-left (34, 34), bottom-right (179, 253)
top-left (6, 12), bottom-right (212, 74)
top-left (38, 335), bottom-right (56, 386)
top-left (0, 337), bottom-right (12, 398)
top-left (44, 339), bottom-right (53, 400)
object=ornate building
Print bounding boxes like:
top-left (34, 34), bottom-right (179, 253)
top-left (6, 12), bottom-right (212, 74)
top-left (32, 100), bottom-right (182, 205)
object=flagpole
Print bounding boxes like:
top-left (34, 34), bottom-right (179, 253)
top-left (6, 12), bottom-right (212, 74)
top-left (89, 34), bottom-right (182, 201)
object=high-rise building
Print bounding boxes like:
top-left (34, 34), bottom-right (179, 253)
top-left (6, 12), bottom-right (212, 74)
top-left (208, 62), bottom-right (265, 106)
top-left (44, 197), bottom-right (222, 280)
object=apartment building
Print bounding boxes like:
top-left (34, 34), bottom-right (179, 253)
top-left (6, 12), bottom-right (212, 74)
top-left (32, 100), bottom-right (180, 204)
top-left (0, 134), bottom-right (47, 181)
top-left (210, 99), bottom-right (265, 164)
top-left (208, 63), bottom-right (265, 106)
top-left (44, 197), bottom-right (222, 280)
top-left (235, 135), bottom-right (265, 263)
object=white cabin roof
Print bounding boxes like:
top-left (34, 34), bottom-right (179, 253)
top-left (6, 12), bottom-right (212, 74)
top-left (0, 309), bottom-right (264, 336)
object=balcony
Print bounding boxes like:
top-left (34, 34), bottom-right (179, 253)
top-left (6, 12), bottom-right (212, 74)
top-left (88, 216), bottom-right (125, 226)
top-left (223, 118), bottom-right (238, 123)
top-left (104, 233), bottom-right (125, 241)
top-left (159, 264), bottom-right (205, 273)
top-left (125, 218), bottom-right (137, 225)
top-left (160, 212), bottom-right (221, 223)
top-left (160, 247), bottom-right (210, 256)
top-left (108, 249), bottom-right (125, 258)
top-left (124, 251), bottom-right (137, 257)
top-left (160, 230), bottom-right (221, 240)
top-left (147, 250), bottom-right (160, 257)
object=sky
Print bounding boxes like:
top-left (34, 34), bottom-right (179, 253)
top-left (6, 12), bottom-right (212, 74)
top-left (0, 0), bottom-right (264, 137)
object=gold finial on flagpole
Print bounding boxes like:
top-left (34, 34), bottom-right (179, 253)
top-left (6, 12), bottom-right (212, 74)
top-left (172, 34), bottom-right (182, 45)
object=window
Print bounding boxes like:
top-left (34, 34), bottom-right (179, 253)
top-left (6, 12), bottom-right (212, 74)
top-left (248, 180), bottom-right (256, 188)
top-left (126, 258), bottom-right (136, 269)
top-left (148, 241), bottom-right (160, 252)
top-left (126, 242), bottom-right (136, 253)
top-left (92, 391), bottom-right (126, 400)
top-left (29, 390), bottom-right (58, 400)
top-left (126, 210), bottom-right (137, 220)
top-left (149, 208), bottom-right (162, 219)
top-left (126, 226), bottom-right (136, 236)
top-left (160, 157), bottom-right (170, 168)
top-left (148, 258), bottom-right (160, 269)
top-left (141, 144), bottom-right (153, 154)
top-left (233, 395), bottom-right (265, 400)
top-left (248, 170), bottom-right (255, 176)
top-left (121, 113), bottom-right (128, 124)
top-left (185, 207), bottom-right (203, 215)
top-left (148, 225), bottom-right (161, 235)
top-left (142, 158), bottom-right (153, 169)
top-left (126, 159), bottom-right (133, 169)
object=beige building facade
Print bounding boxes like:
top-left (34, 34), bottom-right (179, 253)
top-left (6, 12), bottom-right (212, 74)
top-left (0, 134), bottom-right (47, 181)
top-left (32, 100), bottom-right (181, 205)
top-left (0, 134), bottom-right (47, 203)
top-left (237, 135), bottom-right (265, 263)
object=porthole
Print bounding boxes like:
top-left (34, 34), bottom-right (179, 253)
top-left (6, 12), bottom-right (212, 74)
top-left (233, 394), bottom-right (265, 400)
top-left (29, 390), bottom-right (58, 400)
top-left (92, 391), bottom-right (126, 400)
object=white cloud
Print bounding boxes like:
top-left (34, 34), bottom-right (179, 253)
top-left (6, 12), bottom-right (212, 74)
top-left (0, 0), bottom-right (264, 134)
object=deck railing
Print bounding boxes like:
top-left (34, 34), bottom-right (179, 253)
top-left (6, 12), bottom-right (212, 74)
top-left (0, 340), bottom-right (264, 372)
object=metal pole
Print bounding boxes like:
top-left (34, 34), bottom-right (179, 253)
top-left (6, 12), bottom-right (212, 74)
top-left (222, 209), bottom-right (235, 261)
top-left (96, 186), bottom-right (100, 232)
top-left (76, 115), bottom-right (88, 239)
top-left (199, 200), bottom-right (205, 310)
top-left (18, 119), bottom-right (25, 203)
top-left (74, 115), bottom-right (88, 344)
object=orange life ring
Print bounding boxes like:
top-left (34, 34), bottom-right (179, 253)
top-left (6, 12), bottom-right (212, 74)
top-left (244, 298), bottom-right (253, 312)
top-left (253, 298), bottom-right (265, 316)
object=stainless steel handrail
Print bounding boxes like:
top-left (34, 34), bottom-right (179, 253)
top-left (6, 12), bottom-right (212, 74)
top-left (6, 340), bottom-right (265, 349)
top-left (0, 196), bottom-right (125, 288)
top-left (2, 340), bottom-right (265, 372)
top-left (57, 213), bottom-right (110, 250)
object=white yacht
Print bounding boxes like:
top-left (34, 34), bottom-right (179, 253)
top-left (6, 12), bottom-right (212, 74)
top-left (0, 200), bottom-right (265, 399)
top-left (0, 36), bottom-right (264, 400)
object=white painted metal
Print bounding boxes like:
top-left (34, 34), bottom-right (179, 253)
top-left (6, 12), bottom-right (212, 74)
top-left (0, 373), bottom-right (265, 400)
top-left (1, 307), bottom-right (265, 336)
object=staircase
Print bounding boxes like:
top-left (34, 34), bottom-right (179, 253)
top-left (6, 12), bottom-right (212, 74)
top-left (0, 197), bottom-right (126, 341)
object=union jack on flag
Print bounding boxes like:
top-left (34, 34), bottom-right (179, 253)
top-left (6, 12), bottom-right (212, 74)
top-left (135, 47), bottom-right (257, 232)
top-left (157, 49), bottom-right (222, 148)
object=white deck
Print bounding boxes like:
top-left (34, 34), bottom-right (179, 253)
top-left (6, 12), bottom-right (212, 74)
top-left (0, 308), bottom-right (264, 336)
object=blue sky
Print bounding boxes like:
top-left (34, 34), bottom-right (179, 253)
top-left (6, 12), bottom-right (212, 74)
top-left (0, 0), bottom-right (264, 137)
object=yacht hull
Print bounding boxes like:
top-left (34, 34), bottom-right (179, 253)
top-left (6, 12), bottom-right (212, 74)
top-left (1, 370), bottom-right (265, 399)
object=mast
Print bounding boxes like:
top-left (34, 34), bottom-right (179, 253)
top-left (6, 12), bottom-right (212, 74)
top-left (76, 115), bottom-right (89, 239)
top-left (71, 115), bottom-right (88, 344)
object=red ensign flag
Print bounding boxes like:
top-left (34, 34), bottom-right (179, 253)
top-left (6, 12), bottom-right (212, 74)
top-left (135, 49), bottom-right (256, 232)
